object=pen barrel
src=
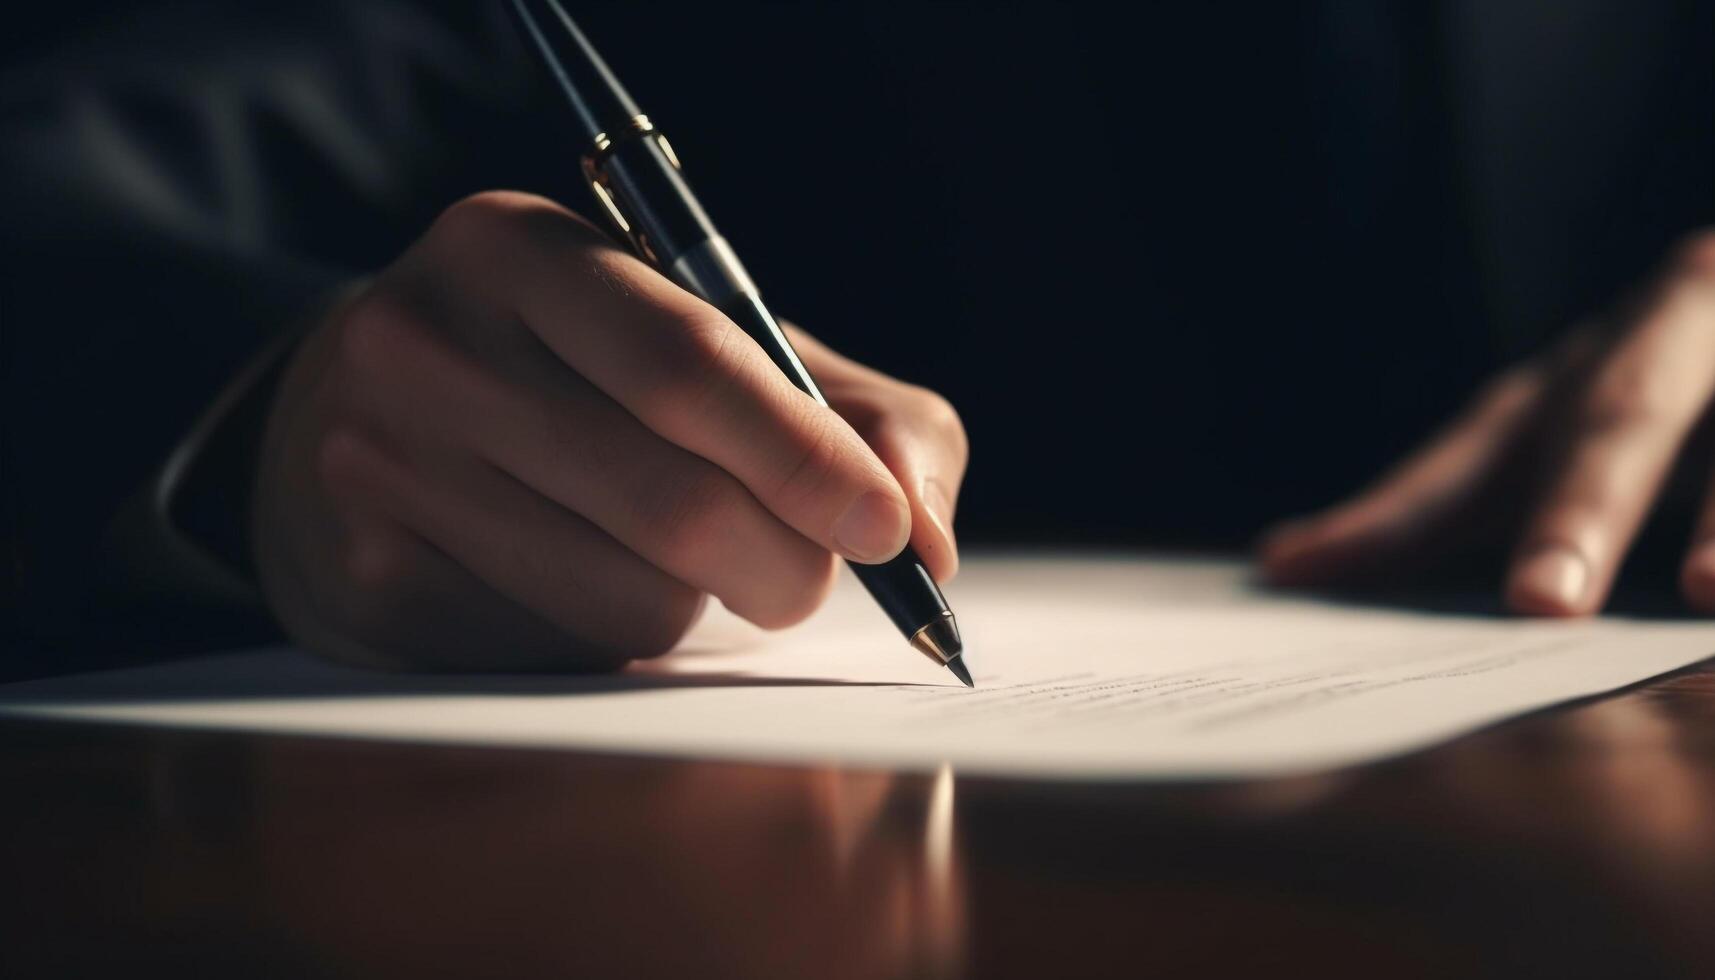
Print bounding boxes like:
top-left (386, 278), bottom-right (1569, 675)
top-left (847, 550), bottom-right (954, 639)
top-left (592, 135), bottom-right (829, 404)
top-left (506, 0), bottom-right (640, 140)
top-left (589, 132), bottom-right (717, 269)
top-left (717, 293), bottom-right (954, 640)
top-left (591, 127), bottom-right (954, 643)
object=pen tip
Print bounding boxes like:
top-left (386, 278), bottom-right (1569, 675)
top-left (946, 656), bottom-right (975, 688)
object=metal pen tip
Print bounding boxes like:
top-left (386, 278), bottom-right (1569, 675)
top-left (909, 614), bottom-right (970, 686)
top-left (910, 616), bottom-right (964, 665)
top-left (945, 655), bottom-right (975, 688)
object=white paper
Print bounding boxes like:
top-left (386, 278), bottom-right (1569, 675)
top-left (3, 555), bottom-right (1710, 779)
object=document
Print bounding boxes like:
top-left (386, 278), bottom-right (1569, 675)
top-left (3, 556), bottom-right (1710, 779)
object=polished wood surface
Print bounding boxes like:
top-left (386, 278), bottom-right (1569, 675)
top-left (5, 658), bottom-right (1715, 979)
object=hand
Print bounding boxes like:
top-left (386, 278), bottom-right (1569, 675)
top-left (252, 191), bottom-right (967, 670)
top-left (1260, 231), bottom-right (1715, 616)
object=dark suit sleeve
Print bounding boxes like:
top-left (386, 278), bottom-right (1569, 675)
top-left (0, 1), bottom-right (570, 673)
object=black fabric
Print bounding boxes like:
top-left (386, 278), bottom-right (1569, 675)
top-left (168, 347), bottom-right (294, 586)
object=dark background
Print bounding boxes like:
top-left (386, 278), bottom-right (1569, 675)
top-left (573, 1), bottom-right (1714, 545)
top-left (4, 1), bottom-right (1714, 658)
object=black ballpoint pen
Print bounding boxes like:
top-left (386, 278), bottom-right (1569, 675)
top-left (505, 0), bottom-right (973, 686)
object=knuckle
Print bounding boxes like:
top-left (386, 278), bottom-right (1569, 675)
top-left (772, 415), bottom-right (848, 507)
top-left (854, 384), bottom-right (970, 469)
top-left (1468, 362), bottom-right (1540, 412)
top-left (337, 293), bottom-right (508, 413)
top-left (314, 426), bottom-right (378, 497)
top-left (1670, 228), bottom-right (1715, 281)
top-left (615, 589), bottom-right (708, 659)
top-left (748, 553), bottom-right (839, 630)
top-left (909, 385), bottom-right (969, 458)
top-left (661, 313), bottom-right (747, 398)
top-left (637, 313), bottom-right (761, 431)
top-left (435, 190), bottom-right (603, 253)
top-left (1680, 559), bottom-right (1715, 613)
top-left (340, 530), bottom-right (409, 594)
top-left (433, 193), bottom-right (510, 249)
top-left (311, 526), bottom-right (413, 655)
top-left (438, 190), bottom-right (551, 240)
top-left (336, 292), bottom-right (424, 379)
top-left (575, 247), bottom-right (646, 297)
top-left (1579, 363), bottom-right (1674, 434)
top-left (633, 462), bottom-right (735, 568)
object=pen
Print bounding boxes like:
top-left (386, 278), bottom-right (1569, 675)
top-left (505, 0), bottom-right (973, 686)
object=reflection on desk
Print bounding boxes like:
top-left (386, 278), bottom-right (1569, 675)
top-left (5, 662), bottom-right (1715, 979)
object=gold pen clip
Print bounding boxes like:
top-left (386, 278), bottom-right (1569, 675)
top-left (582, 114), bottom-right (682, 264)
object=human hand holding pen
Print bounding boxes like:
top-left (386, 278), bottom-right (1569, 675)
top-left (252, 191), bottom-right (967, 670)
top-left (1260, 230), bottom-right (1715, 616)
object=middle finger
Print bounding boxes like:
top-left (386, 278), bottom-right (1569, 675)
top-left (347, 313), bottom-right (838, 629)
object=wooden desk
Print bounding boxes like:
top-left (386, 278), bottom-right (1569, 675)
top-left (5, 661), bottom-right (1715, 979)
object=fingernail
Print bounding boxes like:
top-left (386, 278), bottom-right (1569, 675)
top-left (1512, 546), bottom-right (1591, 613)
top-left (834, 491), bottom-right (911, 563)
